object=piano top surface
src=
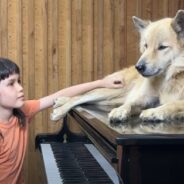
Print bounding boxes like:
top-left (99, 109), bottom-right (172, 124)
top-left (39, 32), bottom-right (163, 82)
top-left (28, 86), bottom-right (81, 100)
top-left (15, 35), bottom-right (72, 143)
top-left (70, 105), bottom-right (184, 145)
top-left (70, 105), bottom-right (120, 145)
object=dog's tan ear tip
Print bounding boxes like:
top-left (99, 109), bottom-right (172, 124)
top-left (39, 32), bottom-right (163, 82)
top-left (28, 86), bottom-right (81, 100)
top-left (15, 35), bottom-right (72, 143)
top-left (132, 16), bottom-right (140, 25)
top-left (132, 16), bottom-right (138, 21)
top-left (176, 9), bottom-right (184, 16)
top-left (177, 9), bottom-right (184, 13)
top-left (174, 10), bottom-right (184, 23)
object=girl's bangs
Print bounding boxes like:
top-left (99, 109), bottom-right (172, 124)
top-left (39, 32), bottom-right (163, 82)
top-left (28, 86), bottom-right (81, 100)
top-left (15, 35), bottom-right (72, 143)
top-left (0, 58), bottom-right (20, 81)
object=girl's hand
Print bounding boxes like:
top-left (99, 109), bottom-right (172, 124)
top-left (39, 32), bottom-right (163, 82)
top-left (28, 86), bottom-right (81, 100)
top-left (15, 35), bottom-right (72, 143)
top-left (101, 72), bottom-right (125, 88)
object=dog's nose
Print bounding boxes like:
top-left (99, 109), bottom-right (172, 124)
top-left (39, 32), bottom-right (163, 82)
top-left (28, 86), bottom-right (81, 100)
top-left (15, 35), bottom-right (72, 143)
top-left (135, 64), bottom-right (145, 73)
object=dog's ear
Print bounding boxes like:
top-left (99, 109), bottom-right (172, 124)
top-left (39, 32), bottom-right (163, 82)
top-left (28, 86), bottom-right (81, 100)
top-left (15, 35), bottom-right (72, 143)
top-left (171, 10), bottom-right (184, 39)
top-left (132, 16), bottom-right (150, 32)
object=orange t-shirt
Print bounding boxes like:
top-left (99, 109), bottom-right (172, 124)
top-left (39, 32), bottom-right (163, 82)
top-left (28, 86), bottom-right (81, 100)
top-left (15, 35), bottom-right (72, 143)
top-left (0, 100), bottom-right (40, 184)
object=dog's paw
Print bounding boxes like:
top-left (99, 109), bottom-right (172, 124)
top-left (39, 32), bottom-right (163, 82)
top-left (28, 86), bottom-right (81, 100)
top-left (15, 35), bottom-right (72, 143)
top-left (140, 108), bottom-right (166, 121)
top-left (108, 105), bottom-right (131, 126)
top-left (50, 106), bottom-right (68, 121)
top-left (53, 96), bottom-right (71, 108)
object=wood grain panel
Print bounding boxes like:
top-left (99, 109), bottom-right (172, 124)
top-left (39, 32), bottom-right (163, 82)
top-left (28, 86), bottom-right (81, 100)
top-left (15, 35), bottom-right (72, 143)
top-left (93, 0), bottom-right (104, 79)
top-left (103, 0), bottom-right (114, 75)
top-left (7, 0), bottom-right (18, 61)
top-left (47, 0), bottom-right (60, 132)
top-left (58, 0), bottom-right (72, 88)
top-left (71, 0), bottom-right (82, 84)
top-left (34, 0), bottom-right (48, 134)
top-left (82, 0), bottom-right (93, 81)
top-left (0, 1), bottom-right (183, 183)
top-left (0, 0), bottom-right (8, 57)
top-left (168, 0), bottom-right (184, 17)
top-left (126, 0), bottom-right (140, 66)
top-left (152, 0), bottom-right (169, 20)
top-left (114, 0), bottom-right (125, 70)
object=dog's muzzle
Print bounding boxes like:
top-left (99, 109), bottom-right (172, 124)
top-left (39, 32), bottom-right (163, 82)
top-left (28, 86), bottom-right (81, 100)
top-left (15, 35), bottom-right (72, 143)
top-left (135, 63), bottom-right (162, 77)
top-left (135, 63), bottom-right (146, 74)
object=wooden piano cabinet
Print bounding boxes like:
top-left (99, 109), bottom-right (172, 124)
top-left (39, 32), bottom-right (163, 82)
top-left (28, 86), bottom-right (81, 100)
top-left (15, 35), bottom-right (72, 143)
top-left (69, 106), bottom-right (184, 184)
top-left (116, 134), bottom-right (184, 184)
top-left (117, 145), bottom-right (123, 175)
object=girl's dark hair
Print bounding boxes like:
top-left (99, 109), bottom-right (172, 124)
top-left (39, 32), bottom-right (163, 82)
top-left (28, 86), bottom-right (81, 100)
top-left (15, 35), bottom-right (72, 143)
top-left (0, 58), bottom-right (26, 128)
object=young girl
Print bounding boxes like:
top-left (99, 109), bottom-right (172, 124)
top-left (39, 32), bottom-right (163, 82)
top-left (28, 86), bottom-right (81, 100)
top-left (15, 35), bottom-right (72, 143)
top-left (0, 57), bottom-right (124, 184)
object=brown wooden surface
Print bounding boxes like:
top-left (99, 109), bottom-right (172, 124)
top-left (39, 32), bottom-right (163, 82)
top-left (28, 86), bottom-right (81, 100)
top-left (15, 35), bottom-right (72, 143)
top-left (0, 0), bottom-right (183, 183)
top-left (68, 106), bottom-right (119, 169)
top-left (72, 106), bottom-right (120, 145)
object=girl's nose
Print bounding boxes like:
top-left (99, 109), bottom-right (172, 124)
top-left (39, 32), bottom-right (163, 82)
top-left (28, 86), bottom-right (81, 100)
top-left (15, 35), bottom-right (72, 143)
top-left (16, 82), bottom-right (23, 91)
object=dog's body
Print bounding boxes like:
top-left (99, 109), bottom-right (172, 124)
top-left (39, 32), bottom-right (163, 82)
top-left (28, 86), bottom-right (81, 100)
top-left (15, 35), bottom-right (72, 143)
top-left (51, 10), bottom-right (184, 128)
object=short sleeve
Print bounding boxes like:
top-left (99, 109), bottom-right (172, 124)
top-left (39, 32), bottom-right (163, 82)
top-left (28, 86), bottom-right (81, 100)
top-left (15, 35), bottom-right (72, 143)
top-left (21, 100), bottom-right (40, 119)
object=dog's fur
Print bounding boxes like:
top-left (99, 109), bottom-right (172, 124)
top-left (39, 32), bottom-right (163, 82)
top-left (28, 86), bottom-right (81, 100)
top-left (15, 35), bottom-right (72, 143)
top-left (51, 10), bottom-right (184, 130)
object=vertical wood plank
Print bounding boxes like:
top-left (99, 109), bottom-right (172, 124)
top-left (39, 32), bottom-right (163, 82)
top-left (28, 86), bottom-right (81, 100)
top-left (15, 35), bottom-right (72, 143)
top-left (0, 1), bottom-right (184, 184)
top-left (168, 0), bottom-right (184, 17)
top-left (114, 0), bottom-right (125, 70)
top-left (103, 0), bottom-right (114, 75)
top-left (21, 0), bottom-right (29, 182)
top-left (140, 0), bottom-right (152, 19)
top-left (71, 0), bottom-right (82, 84)
top-left (152, 0), bottom-right (169, 20)
top-left (16, 0), bottom-right (23, 74)
top-left (58, 0), bottom-right (72, 87)
top-left (126, 0), bottom-right (140, 66)
top-left (81, 0), bottom-right (93, 81)
top-left (22, 0), bottom-right (29, 99)
top-left (0, 0), bottom-right (8, 57)
top-left (27, 0), bottom-right (35, 100)
top-left (7, 0), bottom-right (18, 61)
top-left (93, 0), bottom-right (104, 79)
top-left (47, 0), bottom-right (60, 132)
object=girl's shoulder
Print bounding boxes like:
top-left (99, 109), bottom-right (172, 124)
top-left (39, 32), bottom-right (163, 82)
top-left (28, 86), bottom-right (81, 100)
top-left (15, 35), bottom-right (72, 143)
top-left (21, 100), bottom-right (40, 117)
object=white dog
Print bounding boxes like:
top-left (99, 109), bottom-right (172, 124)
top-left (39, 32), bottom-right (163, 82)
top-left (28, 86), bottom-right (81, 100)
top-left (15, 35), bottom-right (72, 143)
top-left (51, 10), bottom-right (184, 129)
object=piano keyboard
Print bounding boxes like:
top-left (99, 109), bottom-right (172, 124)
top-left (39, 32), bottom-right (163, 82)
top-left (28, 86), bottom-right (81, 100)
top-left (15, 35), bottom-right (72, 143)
top-left (40, 143), bottom-right (120, 184)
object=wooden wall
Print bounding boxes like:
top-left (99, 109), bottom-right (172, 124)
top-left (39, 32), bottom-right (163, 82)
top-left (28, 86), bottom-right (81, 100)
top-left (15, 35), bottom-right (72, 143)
top-left (0, 0), bottom-right (184, 183)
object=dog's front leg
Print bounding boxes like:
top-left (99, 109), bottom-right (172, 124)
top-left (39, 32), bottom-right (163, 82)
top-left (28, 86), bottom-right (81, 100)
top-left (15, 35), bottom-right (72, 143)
top-left (108, 101), bottom-right (145, 126)
top-left (108, 80), bottom-right (159, 126)
top-left (50, 88), bottom-right (123, 121)
top-left (140, 100), bottom-right (184, 121)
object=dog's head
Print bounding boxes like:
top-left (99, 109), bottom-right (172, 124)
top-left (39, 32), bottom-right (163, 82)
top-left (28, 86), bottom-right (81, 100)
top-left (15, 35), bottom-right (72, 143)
top-left (133, 10), bottom-right (184, 77)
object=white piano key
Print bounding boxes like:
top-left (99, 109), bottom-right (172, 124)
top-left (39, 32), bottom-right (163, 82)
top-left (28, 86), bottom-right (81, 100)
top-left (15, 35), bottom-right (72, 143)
top-left (40, 144), bottom-right (63, 184)
top-left (85, 144), bottom-right (120, 184)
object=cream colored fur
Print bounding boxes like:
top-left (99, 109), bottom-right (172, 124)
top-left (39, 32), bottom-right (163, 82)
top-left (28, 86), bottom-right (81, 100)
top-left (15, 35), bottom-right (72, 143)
top-left (51, 10), bottom-right (184, 129)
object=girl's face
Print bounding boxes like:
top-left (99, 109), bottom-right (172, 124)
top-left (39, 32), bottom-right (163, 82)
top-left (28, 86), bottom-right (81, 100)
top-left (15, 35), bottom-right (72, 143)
top-left (0, 73), bottom-right (24, 109)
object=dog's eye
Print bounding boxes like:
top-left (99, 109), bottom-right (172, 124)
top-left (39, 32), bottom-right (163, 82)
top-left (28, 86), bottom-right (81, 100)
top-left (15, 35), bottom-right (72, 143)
top-left (158, 45), bottom-right (168, 50)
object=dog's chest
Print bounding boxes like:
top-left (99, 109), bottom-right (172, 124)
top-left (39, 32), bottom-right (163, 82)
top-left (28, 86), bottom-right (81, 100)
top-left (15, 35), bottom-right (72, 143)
top-left (160, 75), bottom-right (184, 103)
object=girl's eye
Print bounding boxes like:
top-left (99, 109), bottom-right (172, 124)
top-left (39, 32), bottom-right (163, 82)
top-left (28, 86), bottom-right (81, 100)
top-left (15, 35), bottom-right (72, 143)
top-left (18, 79), bottom-right (21, 84)
top-left (8, 82), bottom-right (14, 86)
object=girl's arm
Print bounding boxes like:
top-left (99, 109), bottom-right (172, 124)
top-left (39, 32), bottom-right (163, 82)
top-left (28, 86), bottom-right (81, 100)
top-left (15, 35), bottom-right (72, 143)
top-left (39, 73), bottom-right (124, 111)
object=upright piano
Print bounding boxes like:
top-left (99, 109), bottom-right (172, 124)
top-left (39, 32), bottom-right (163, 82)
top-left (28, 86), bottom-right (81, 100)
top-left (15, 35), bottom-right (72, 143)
top-left (36, 105), bottom-right (184, 184)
